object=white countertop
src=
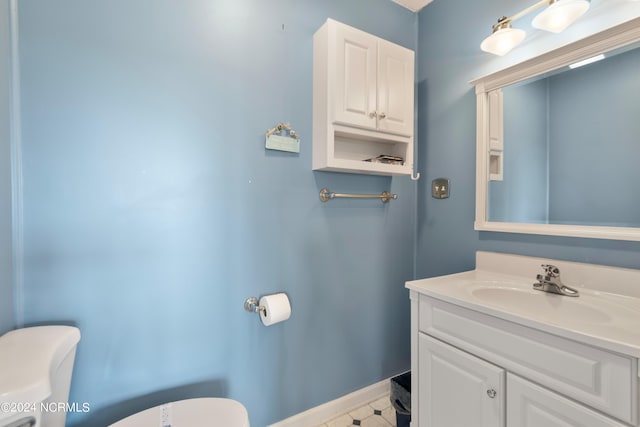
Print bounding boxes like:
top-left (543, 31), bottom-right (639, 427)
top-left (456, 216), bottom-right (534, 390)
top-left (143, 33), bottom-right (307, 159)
top-left (406, 252), bottom-right (640, 358)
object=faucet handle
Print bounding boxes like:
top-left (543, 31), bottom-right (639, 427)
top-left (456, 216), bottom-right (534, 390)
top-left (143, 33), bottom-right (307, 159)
top-left (541, 264), bottom-right (560, 277)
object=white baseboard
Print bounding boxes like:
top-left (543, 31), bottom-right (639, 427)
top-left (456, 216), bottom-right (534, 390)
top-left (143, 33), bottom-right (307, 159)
top-left (267, 377), bottom-right (392, 427)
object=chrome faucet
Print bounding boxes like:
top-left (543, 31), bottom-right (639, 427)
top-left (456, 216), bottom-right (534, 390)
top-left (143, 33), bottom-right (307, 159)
top-left (533, 264), bottom-right (579, 297)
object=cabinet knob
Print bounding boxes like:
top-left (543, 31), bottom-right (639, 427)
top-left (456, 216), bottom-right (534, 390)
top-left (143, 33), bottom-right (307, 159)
top-left (486, 389), bottom-right (497, 399)
top-left (369, 111), bottom-right (377, 118)
top-left (378, 112), bottom-right (386, 119)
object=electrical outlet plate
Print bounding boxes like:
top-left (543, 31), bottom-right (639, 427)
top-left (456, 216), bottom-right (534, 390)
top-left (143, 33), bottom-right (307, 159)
top-left (432, 178), bottom-right (450, 199)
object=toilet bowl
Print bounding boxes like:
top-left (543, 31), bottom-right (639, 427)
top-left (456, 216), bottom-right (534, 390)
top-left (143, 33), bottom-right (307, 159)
top-left (109, 397), bottom-right (250, 427)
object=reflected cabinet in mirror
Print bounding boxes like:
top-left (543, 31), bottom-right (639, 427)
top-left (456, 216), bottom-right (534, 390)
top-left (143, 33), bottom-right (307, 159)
top-left (472, 17), bottom-right (640, 241)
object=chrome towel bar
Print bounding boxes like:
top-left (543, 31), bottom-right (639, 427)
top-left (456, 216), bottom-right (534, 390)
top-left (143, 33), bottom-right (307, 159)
top-left (319, 188), bottom-right (398, 204)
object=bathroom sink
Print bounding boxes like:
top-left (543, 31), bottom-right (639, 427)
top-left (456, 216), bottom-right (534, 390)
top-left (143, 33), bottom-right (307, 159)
top-left (406, 252), bottom-right (640, 358)
top-left (470, 286), bottom-right (612, 323)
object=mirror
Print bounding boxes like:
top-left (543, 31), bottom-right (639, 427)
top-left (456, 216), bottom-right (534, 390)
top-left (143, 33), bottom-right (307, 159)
top-left (491, 42), bottom-right (640, 226)
top-left (472, 17), bottom-right (640, 241)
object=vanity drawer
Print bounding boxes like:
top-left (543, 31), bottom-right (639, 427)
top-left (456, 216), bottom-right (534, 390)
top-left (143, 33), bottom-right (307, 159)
top-left (419, 295), bottom-right (637, 425)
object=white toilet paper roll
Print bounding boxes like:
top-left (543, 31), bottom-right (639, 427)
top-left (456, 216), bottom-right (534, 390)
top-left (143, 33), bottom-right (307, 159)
top-left (259, 293), bottom-right (291, 326)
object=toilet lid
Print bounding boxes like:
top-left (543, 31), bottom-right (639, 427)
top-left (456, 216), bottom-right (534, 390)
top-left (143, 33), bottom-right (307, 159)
top-left (109, 398), bottom-right (249, 427)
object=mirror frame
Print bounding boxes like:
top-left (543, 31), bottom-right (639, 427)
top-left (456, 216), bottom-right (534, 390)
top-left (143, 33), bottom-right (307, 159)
top-left (472, 17), bottom-right (640, 241)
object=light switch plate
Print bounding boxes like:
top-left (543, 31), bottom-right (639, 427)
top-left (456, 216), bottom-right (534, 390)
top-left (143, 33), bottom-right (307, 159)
top-left (432, 178), bottom-right (450, 199)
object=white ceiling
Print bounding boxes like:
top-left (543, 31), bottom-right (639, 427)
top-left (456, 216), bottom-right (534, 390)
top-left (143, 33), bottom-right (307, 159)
top-left (390, 0), bottom-right (433, 12)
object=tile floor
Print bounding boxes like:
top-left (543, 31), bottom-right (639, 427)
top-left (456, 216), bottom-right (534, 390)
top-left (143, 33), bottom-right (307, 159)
top-left (315, 395), bottom-right (397, 427)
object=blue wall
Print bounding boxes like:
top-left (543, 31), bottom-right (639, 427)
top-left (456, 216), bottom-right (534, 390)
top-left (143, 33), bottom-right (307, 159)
top-left (0, 0), bottom-right (14, 335)
top-left (15, 1), bottom-right (417, 426)
top-left (416, 0), bottom-right (640, 280)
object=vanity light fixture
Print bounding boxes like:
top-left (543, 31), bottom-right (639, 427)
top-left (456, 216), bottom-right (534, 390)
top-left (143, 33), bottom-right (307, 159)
top-left (481, 0), bottom-right (591, 56)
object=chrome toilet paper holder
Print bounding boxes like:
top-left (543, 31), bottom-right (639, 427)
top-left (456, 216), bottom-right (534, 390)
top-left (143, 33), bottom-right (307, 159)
top-left (244, 297), bottom-right (266, 315)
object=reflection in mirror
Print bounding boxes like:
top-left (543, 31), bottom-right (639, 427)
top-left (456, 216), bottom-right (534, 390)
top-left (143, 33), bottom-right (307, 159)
top-left (488, 42), bottom-right (640, 227)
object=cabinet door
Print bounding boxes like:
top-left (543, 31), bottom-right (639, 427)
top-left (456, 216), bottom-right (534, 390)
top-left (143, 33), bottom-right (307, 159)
top-left (419, 334), bottom-right (505, 427)
top-left (377, 39), bottom-right (414, 137)
top-left (507, 374), bottom-right (627, 427)
top-left (333, 23), bottom-right (377, 130)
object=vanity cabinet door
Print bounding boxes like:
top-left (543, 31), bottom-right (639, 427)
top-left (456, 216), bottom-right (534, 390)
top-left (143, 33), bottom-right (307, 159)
top-left (507, 374), bottom-right (627, 427)
top-left (419, 333), bottom-right (505, 427)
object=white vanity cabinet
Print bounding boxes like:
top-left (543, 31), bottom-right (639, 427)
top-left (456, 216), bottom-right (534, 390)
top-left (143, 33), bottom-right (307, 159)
top-left (419, 332), bottom-right (627, 427)
top-left (407, 252), bottom-right (640, 427)
top-left (413, 297), bottom-right (632, 427)
top-left (313, 18), bottom-right (415, 176)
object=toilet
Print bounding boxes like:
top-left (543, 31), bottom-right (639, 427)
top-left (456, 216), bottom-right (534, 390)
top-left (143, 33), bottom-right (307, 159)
top-left (0, 325), bottom-right (81, 427)
top-left (0, 326), bottom-right (250, 427)
top-left (109, 398), bottom-right (250, 427)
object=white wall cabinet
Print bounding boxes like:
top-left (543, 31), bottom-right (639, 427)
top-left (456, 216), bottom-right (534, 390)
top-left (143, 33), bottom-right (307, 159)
top-left (313, 18), bottom-right (415, 176)
top-left (410, 294), bottom-right (637, 427)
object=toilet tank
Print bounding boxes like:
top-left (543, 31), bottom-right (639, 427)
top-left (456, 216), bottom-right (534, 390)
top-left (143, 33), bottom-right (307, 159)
top-left (0, 326), bottom-right (81, 427)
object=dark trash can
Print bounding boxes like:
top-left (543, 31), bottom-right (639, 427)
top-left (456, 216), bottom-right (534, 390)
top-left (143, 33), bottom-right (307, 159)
top-left (390, 371), bottom-right (411, 427)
